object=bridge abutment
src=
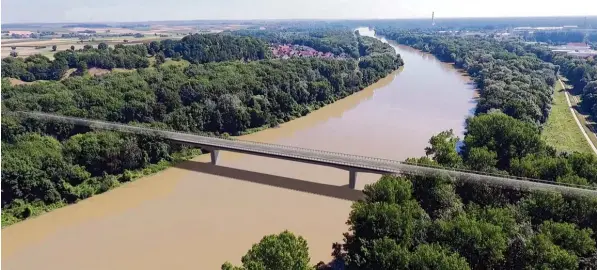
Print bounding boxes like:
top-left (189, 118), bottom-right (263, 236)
top-left (349, 170), bottom-right (357, 189)
top-left (210, 150), bottom-right (220, 165)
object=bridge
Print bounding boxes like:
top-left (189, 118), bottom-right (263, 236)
top-left (15, 111), bottom-right (597, 197)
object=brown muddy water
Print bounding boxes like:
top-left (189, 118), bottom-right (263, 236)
top-left (1, 27), bottom-right (476, 270)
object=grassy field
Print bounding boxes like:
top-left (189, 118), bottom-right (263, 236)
top-left (542, 80), bottom-right (593, 154)
top-left (568, 92), bottom-right (597, 153)
top-left (162, 58), bottom-right (191, 68)
top-left (1, 36), bottom-right (184, 58)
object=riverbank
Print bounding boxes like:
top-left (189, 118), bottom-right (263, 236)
top-left (1, 68), bottom-right (402, 265)
top-left (2, 31), bottom-right (476, 270)
top-left (0, 64), bottom-right (403, 228)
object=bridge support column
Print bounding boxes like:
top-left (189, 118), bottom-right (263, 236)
top-left (210, 150), bottom-right (220, 165)
top-left (349, 170), bottom-right (357, 189)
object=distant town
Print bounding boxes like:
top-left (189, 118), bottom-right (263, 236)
top-left (271, 44), bottom-right (346, 59)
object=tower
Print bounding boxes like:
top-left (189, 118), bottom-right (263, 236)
top-left (432, 12), bottom-right (436, 26)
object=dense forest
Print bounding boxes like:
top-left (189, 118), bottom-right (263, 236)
top-left (0, 32), bottom-right (403, 226)
top-left (223, 29), bottom-right (597, 269)
top-left (373, 29), bottom-right (597, 187)
top-left (147, 34), bottom-right (271, 63)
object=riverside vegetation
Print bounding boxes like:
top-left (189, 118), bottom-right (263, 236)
top-left (221, 29), bottom-right (597, 270)
top-left (3, 26), bottom-right (597, 269)
top-left (1, 31), bottom-right (403, 226)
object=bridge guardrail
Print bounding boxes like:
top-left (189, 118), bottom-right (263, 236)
top-left (12, 111), bottom-right (597, 196)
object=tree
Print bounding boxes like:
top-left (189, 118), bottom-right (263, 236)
top-left (424, 129), bottom-right (462, 167)
top-left (70, 45), bottom-right (75, 51)
top-left (430, 214), bottom-right (509, 269)
top-left (221, 231), bottom-right (311, 270)
top-left (582, 81), bottom-right (597, 119)
top-left (358, 238), bottom-right (409, 270)
top-left (341, 177), bottom-right (431, 268)
top-left (463, 112), bottom-right (545, 170)
top-left (526, 233), bottom-right (579, 269)
top-left (10, 51), bottom-right (18, 57)
top-left (98, 42), bottom-right (108, 50)
top-left (155, 52), bottom-right (166, 66)
top-left (465, 147), bottom-right (498, 172)
top-left (362, 175), bottom-right (413, 205)
top-left (538, 221), bottom-right (596, 257)
top-left (409, 244), bottom-right (471, 270)
top-left (52, 45), bottom-right (57, 51)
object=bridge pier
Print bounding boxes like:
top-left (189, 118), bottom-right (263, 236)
top-left (210, 150), bottom-right (220, 165)
top-left (349, 170), bottom-right (357, 189)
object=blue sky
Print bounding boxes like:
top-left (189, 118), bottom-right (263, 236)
top-left (2, 0), bottom-right (596, 23)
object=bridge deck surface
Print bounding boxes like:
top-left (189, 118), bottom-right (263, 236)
top-left (17, 111), bottom-right (597, 197)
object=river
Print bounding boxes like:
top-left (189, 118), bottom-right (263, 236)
top-left (1, 28), bottom-right (476, 270)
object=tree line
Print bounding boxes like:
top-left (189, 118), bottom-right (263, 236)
top-left (0, 32), bottom-right (403, 226)
top-left (146, 34), bottom-right (271, 64)
top-left (375, 30), bottom-right (597, 187)
top-left (524, 31), bottom-right (586, 44)
top-left (523, 43), bottom-right (597, 122)
top-left (221, 29), bottom-right (597, 270)
top-left (1, 34), bottom-right (272, 82)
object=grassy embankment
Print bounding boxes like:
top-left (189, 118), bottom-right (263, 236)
top-left (542, 79), bottom-right (593, 154)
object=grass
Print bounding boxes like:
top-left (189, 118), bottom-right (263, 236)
top-left (542, 80), bottom-right (593, 154)
top-left (162, 58), bottom-right (190, 68)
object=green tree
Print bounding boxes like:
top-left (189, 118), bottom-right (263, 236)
top-left (526, 233), bottom-right (579, 270)
top-left (430, 214), bottom-right (509, 269)
top-left (409, 244), bottom-right (471, 270)
top-left (98, 42), bottom-right (108, 50)
top-left (465, 147), bottom-right (498, 172)
top-left (52, 45), bottom-right (57, 51)
top-left (155, 52), bottom-right (166, 66)
top-left (424, 129), bottom-right (463, 167)
top-left (539, 221), bottom-right (596, 257)
top-left (463, 112), bottom-right (545, 170)
top-left (221, 231), bottom-right (311, 270)
top-left (362, 175), bottom-right (413, 204)
top-left (359, 238), bottom-right (409, 270)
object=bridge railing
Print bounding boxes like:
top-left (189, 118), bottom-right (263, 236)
top-left (13, 111), bottom-right (597, 195)
top-left (197, 130), bottom-right (596, 191)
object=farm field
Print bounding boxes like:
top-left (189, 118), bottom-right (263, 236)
top-left (0, 23), bottom-right (231, 58)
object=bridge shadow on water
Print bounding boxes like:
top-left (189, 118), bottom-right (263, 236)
top-left (174, 160), bottom-right (365, 202)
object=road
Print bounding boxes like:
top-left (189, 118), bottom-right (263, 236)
top-left (16, 111), bottom-right (597, 197)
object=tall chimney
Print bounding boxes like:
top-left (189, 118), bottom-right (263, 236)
top-left (432, 11), bottom-right (436, 26)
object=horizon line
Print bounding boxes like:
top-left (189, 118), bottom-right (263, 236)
top-left (3, 14), bottom-right (597, 26)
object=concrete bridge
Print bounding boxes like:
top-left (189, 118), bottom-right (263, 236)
top-left (15, 111), bottom-right (597, 197)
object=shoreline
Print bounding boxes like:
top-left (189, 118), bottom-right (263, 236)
top-left (1, 67), bottom-right (403, 229)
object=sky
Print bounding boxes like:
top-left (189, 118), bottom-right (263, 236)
top-left (2, 0), bottom-right (597, 23)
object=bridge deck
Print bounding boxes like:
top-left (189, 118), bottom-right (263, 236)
top-left (17, 111), bottom-right (597, 197)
